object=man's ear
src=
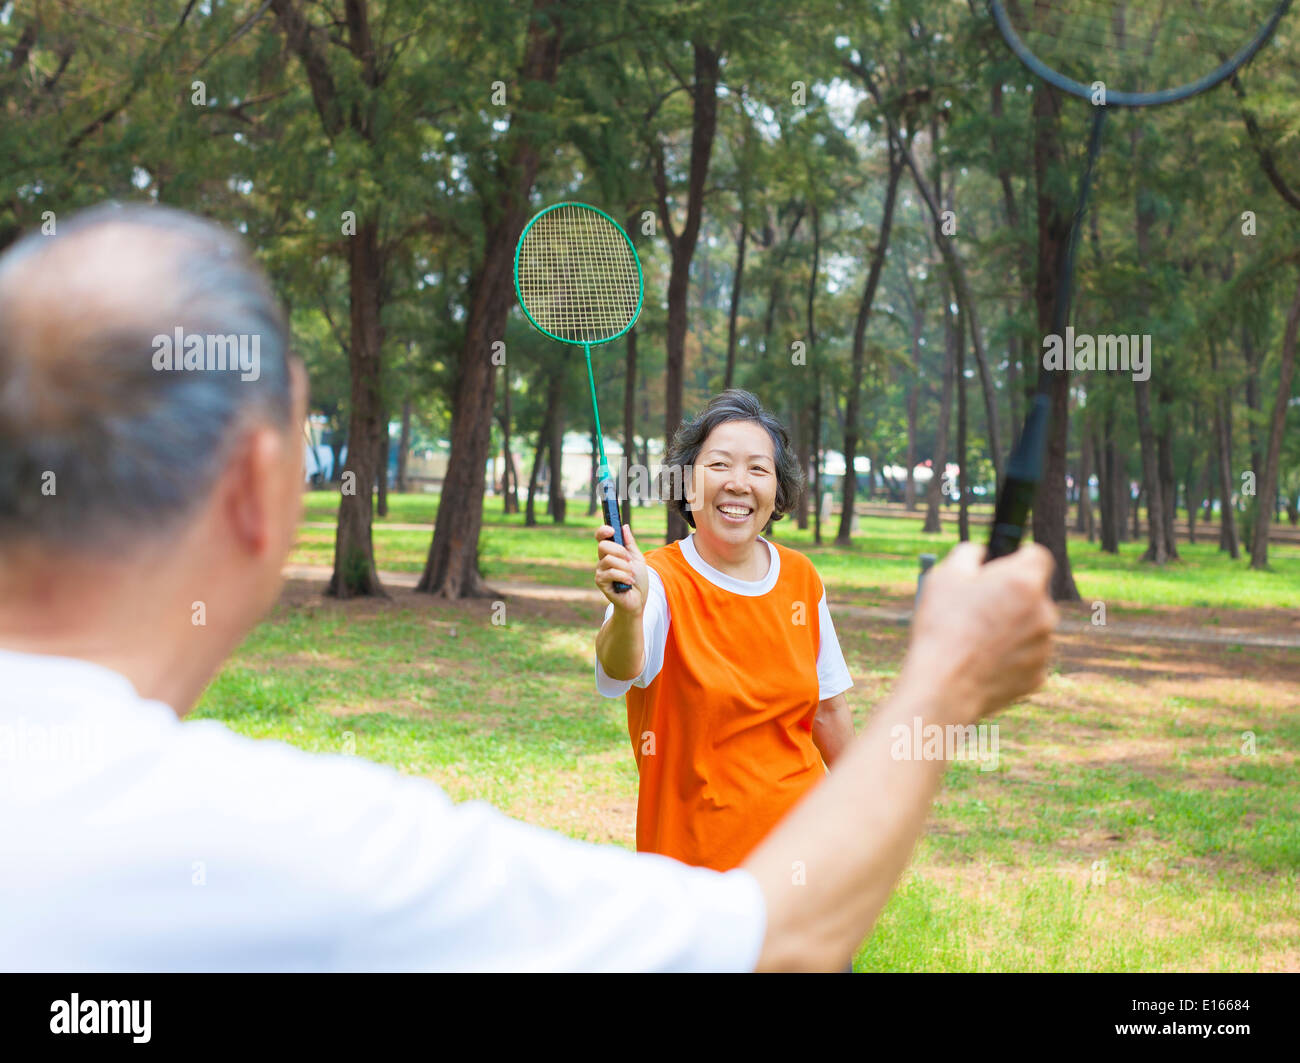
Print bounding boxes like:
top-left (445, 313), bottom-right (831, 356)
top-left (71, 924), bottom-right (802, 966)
top-left (222, 425), bottom-right (285, 557)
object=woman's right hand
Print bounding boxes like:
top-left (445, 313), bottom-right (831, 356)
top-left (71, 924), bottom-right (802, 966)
top-left (595, 523), bottom-right (649, 613)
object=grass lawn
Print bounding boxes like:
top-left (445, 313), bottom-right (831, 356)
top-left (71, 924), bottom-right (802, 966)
top-left (189, 488), bottom-right (1300, 970)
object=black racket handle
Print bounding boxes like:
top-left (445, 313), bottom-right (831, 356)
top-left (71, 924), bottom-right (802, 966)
top-left (987, 473), bottom-right (1037, 561)
top-left (986, 394), bottom-right (1050, 564)
top-left (600, 478), bottom-right (630, 593)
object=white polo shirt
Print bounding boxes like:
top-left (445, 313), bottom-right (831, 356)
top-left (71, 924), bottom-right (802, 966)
top-left (0, 649), bottom-right (766, 972)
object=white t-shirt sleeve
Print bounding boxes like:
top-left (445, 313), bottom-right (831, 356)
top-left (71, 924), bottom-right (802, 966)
top-left (816, 588), bottom-right (854, 701)
top-left (594, 568), bottom-right (669, 697)
top-left (319, 761), bottom-right (767, 972)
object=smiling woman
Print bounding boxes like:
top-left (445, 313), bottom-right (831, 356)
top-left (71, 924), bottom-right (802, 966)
top-left (592, 390), bottom-right (857, 872)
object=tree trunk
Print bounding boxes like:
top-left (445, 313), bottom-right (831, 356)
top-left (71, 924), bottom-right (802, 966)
top-left (800, 202), bottom-right (822, 535)
top-left (1250, 272), bottom-right (1300, 568)
top-left (1185, 436), bottom-right (1206, 546)
top-left (376, 406), bottom-right (389, 518)
top-left (812, 384), bottom-right (823, 546)
top-left (992, 77), bottom-right (1027, 456)
top-left (327, 218), bottom-right (386, 598)
top-left (1157, 415), bottom-right (1180, 559)
top-left (417, 0), bottom-right (561, 597)
top-left (658, 42), bottom-right (720, 545)
top-left (1077, 417), bottom-right (1093, 537)
top-left (838, 143), bottom-right (903, 546)
top-left (791, 405), bottom-right (809, 530)
top-left (269, 0), bottom-right (388, 596)
top-left (1097, 411), bottom-right (1118, 554)
top-left (724, 218), bottom-right (747, 391)
top-left (1209, 338), bottom-right (1241, 559)
top-left (547, 368), bottom-right (567, 524)
top-left (329, 438), bottom-right (344, 484)
top-left (1116, 463), bottom-right (1130, 544)
top-left (1244, 319), bottom-right (1263, 479)
top-left (397, 397), bottom-right (411, 494)
top-left (904, 381), bottom-right (919, 511)
top-left (924, 293), bottom-right (957, 534)
top-left (525, 415), bottom-right (548, 528)
top-left (956, 298), bottom-right (969, 542)
top-left (500, 362), bottom-right (518, 514)
top-left (1132, 148), bottom-right (1167, 564)
top-left (1029, 81), bottom-right (1081, 600)
top-left (1134, 377), bottom-right (1166, 564)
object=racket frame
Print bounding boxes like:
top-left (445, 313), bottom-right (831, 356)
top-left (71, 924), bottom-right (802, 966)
top-left (982, 1), bottom-right (1291, 565)
top-left (990, 0), bottom-right (1292, 109)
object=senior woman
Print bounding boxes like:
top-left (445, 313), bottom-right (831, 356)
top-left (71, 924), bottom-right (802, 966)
top-left (593, 389), bottom-right (856, 873)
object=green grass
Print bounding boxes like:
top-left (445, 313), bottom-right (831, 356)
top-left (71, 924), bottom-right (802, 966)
top-left (295, 489), bottom-right (1300, 610)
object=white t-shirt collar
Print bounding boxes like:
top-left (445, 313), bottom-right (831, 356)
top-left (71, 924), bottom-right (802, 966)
top-left (0, 647), bottom-right (177, 723)
top-left (679, 533), bottom-right (780, 597)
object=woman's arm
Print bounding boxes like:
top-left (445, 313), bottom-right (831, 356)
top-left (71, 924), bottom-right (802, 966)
top-left (596, 607), bottom-right (645, 681)
top-left (594, 522), bottom-right (651, 681)
top-left (812, 693), bottom-right (854, 767)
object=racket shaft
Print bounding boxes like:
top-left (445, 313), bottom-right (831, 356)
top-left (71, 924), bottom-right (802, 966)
top-left (600, 479), bottom-right (630, 593)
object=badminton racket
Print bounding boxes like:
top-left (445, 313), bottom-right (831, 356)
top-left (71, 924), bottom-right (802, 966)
top-left (514, 202), bottom-right (644, 591)
top-left (986, 0), bottom-right (1291, 562)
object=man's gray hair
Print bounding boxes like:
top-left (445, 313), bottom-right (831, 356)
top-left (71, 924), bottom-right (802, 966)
top-left (660, 388), bottom-right (804, 528)
top-left (0, 202), bottom-right (292, 551)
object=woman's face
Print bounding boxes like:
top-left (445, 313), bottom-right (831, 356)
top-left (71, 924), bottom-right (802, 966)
top-left (687, 419), bottom-right (779, 549)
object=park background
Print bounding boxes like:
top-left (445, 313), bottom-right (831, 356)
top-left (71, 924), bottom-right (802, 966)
top-left (3, 0), bottom-right (1297, 969)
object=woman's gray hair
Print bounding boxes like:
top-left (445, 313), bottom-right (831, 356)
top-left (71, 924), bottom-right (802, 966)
top-left (660, 389), bottom-right (804, 528)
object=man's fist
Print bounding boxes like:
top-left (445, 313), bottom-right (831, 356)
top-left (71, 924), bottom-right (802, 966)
top-left (903, 542), bottom-right (1058, 723)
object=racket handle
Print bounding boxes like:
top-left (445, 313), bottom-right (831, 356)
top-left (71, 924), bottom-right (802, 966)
top-left (600, 479), bottom-right (630, 593)
top-left (985, 394), bottom-right (1050, 564)
top-left (986, 474), bottom-right (1036, 561)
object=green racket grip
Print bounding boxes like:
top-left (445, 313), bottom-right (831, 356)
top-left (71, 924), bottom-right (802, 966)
top-left (600, 478), bottom-right (630, 593)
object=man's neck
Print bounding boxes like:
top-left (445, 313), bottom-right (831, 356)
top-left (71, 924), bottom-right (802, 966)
top-left (0, 550), bottom-right (228, 716)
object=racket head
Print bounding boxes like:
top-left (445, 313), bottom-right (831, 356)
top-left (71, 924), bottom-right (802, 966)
top-left (514, 202), bottom-right (644, 347)
top-left (990, 0), bottom-right (1292, 108)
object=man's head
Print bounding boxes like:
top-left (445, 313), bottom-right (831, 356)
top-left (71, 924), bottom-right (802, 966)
top-left (0, 203), bottom-right (307, 711)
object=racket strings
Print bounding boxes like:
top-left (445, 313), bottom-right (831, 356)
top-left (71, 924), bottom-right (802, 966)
top-left (1004, 0), bottom-right (1283, 96)
top-left (516, 203), bottom-right (641, 345)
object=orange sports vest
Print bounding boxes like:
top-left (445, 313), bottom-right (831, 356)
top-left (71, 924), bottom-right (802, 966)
top-left (626, 539), bottom-right (826, 871)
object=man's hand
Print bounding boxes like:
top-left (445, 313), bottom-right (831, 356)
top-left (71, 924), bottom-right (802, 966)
top-left (900, 541), bottom-right (1057, 724)
top-left (594, 523), bottom-right (649, 614)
